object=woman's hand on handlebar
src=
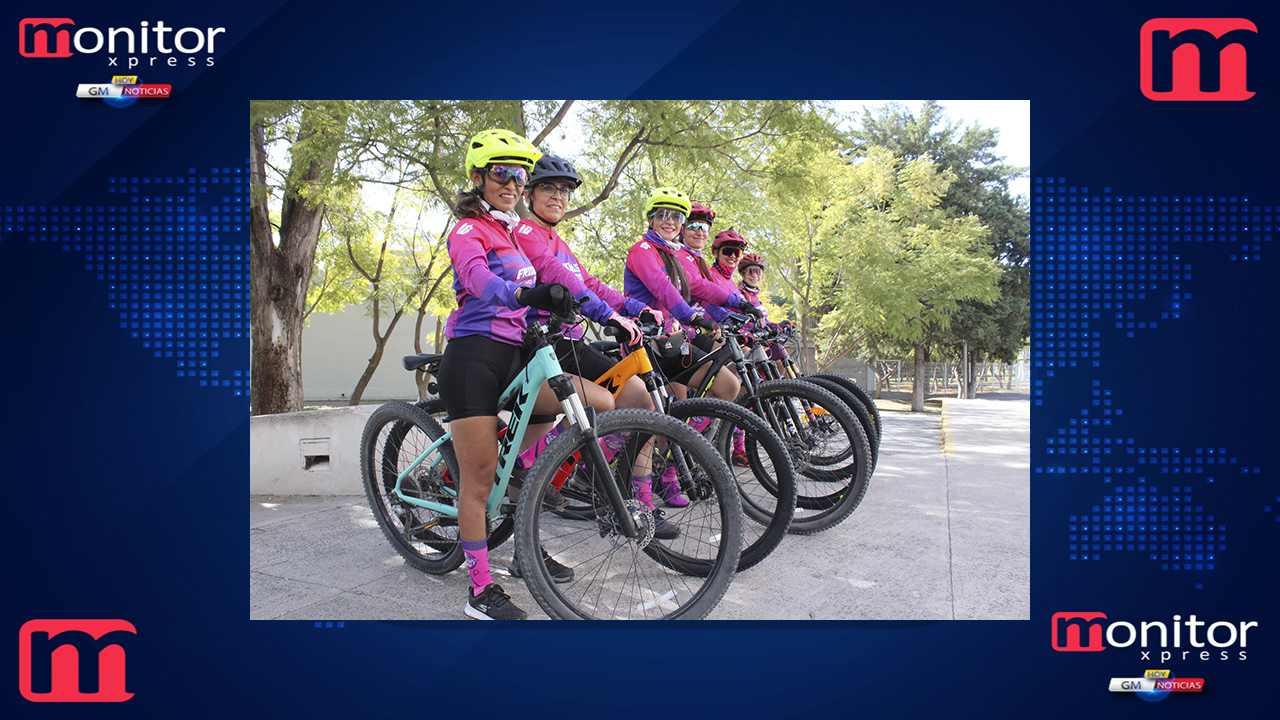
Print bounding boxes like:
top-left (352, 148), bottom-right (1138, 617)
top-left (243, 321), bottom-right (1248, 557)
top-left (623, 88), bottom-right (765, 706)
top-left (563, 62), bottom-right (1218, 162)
top-left (606, 313), bottom-right (643, 347)
top-left (518, 283), bottom-right (573, 315)
top-left (638, 307), bottom-right (663, 327)
top-left (689, 315), bottom-right (722, 341)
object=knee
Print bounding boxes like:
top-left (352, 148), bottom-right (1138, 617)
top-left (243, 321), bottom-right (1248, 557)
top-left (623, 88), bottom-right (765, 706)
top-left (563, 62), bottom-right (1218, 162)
top-left (619, 377), bottom-right (653, 410)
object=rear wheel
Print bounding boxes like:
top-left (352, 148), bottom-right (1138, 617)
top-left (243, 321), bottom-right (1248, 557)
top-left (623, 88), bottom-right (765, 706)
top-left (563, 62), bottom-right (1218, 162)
top-left (360, 402), bottom-right (464, 574)
top-left (743, 380), bottom-right (873, 535)
top-left (667, 397), bottom-right (795, 572)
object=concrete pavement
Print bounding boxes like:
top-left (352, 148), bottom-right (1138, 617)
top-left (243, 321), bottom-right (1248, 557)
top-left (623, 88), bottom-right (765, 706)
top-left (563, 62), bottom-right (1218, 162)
top-left (249, 395), bottom-right (1029, 620)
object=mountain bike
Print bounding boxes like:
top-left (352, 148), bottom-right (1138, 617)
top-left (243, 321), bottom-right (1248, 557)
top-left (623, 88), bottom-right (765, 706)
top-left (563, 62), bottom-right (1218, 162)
top-left (360, 295), bottom-right (743, 619)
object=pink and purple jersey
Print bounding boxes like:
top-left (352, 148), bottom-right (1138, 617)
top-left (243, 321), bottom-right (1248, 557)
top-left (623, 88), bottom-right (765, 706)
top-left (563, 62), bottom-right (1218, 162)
top-left (514, 219), bottom-right (644, 339)
top-left (624, 231), bottom-right (741, 330)
top-left (444, 214), bottom-right (538, 346)
top-left (676, 246), bottom-right (741, 323)
top-left (738, 282), bottom-right (770, 323)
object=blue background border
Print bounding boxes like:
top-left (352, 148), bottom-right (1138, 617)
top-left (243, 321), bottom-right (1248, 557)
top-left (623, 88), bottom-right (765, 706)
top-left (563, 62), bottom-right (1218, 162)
top-left (4, 0), bottom-right (1276, 715)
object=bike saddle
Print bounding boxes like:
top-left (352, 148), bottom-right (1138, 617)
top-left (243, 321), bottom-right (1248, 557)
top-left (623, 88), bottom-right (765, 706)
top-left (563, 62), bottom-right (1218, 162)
top-left (402, 353), bottom-right (445, 372)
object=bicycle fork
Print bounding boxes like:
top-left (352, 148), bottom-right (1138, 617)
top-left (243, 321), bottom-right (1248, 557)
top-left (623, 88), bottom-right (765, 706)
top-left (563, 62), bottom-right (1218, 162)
top-left (548, 374), bottom-right (640, 538)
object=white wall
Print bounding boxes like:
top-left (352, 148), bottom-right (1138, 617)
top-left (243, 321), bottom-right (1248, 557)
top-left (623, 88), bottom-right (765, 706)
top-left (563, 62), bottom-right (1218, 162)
top-left (302, 303), bottom-right (443, 404)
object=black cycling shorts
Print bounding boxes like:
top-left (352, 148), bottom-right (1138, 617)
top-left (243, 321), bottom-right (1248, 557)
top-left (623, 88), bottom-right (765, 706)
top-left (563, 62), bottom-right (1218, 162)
top-left (437, 334), bottom-right (524, 421)
top-left (554, 337), bottom-right (617, 383)
top-left (655, 339), bottom-right (710, 386)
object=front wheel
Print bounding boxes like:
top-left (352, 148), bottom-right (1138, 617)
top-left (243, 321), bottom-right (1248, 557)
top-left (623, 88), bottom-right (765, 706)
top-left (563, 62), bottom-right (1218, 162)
top-left (513, 409), bottom-right (743, 620)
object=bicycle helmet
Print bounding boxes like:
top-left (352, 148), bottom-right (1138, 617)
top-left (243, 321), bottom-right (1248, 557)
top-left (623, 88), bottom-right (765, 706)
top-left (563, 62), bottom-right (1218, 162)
top-left (644, 187), bottom-right (692, 218)
top-left (712, 228), bottom-right (748, 251)
top-left (464, 129), bottom-right (542, 177)
top-left (529, 154), bottom-right (583, 188)
top-left (689, 202), bottom-right (716, 224)
top-left (738, 252), bottom-right (766, 273)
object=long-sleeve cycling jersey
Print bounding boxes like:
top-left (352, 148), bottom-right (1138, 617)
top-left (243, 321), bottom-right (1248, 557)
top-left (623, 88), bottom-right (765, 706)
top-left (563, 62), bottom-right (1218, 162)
top-left (624, 232), bottom-right (740, 329)
top-left (676, 246), bottom-right (741, 323)
top-left (445, 212), bottom-right (611, 345)
top-left (514, 219), bottom-right (643, 339)
top-left (738, 282), bottom-right (771, 323)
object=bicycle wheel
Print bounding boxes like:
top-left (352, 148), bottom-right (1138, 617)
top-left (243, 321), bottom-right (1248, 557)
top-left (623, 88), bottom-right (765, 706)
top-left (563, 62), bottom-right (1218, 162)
top-left (806, 372), bottom-right (883, 448)
top-left (513, 409), bottom-right (743, 620)
top-left (745, 380), bottom-right (873, 535)
top-left (803, 377), bottom-right (879, 473)
top-left (360, 402), bottom-right (464, 574)
top-left (412, 395), bottom-right (516, 550)
top-left (667, 397), bottom-right (796, 572)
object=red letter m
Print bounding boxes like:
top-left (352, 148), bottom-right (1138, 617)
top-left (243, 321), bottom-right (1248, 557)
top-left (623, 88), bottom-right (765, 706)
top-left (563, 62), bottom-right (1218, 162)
top-left (19, 18), bottom-right (75, 57)
top-left (1051, 612), bottom-right (1108, 652)
top-left (19, 619), bottom-right (136, 702)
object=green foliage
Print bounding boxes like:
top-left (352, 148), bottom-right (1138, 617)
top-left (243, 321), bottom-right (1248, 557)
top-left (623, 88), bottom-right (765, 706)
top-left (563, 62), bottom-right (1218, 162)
top-left (851, 101), bottom-right (1030, 362)
top-left (814, 148), bottom-right (1001, 363)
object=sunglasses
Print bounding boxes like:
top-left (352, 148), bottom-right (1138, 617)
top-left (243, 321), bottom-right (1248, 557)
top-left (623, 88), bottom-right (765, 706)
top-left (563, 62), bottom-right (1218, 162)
top-left (486, 165), bottom-right (529, 187)
top-left (718, 247), bottom-right (743, 257)
top-left (686, 221), bottom-right (711, 233)
top-left (651, 208), bottom-right (687, 225)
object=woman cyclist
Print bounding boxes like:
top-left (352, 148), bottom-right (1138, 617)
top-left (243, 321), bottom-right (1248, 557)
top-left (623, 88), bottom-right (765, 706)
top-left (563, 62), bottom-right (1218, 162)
top-left (436, 129), bottom-right (624, 621)
top-left (623, 188), bottom-right (761, 506)
top-left (508, 154), bottom-right (684, 542)
top-left (678, 202), bottom-right (741, 331)
top-left (624, 188), bottom-right (760, 403)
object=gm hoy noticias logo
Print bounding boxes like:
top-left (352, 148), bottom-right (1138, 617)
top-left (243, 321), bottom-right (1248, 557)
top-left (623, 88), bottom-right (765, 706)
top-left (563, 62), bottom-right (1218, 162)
top-left (1052, 612), bottom-right (1258, 661)
top-left (19, 18), bottom-right (224, 68)
top-left (1141, 18), bottom-right (1258, 100)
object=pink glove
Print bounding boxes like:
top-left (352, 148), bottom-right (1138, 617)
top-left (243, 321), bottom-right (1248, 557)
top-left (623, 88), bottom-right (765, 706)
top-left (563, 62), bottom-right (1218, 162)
top-left (639, 307), bottom-right (664, 327)
top-left (606, 312), bottom-right (642, 347)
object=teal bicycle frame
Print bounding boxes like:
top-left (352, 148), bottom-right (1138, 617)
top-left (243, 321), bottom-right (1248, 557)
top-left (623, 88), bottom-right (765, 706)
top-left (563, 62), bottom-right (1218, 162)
top-left (387, 321), bottom-right (638, 536)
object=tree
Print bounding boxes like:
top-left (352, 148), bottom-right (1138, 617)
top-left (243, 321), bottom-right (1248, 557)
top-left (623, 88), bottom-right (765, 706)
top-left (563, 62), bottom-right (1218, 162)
top-left (852, 101), bottom-right (1030, 397)
top-left (817, 147), bottom-right (1002, 411)
top-left (250, 101), bottom-right (351, 415)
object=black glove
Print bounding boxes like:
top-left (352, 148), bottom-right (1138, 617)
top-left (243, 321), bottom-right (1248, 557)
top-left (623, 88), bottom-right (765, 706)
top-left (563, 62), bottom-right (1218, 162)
top-left (639, 308), bottom-right (661, 327)
top-left (689, 315), bottom-right (717, 334)
top-left (738, 302), bottom-right (763, 320)
top-left (519, 283), bottom-right (572, 315)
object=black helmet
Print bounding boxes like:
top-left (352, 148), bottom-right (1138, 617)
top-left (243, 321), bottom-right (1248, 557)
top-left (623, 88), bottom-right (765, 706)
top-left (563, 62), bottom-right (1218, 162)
top-left (529, 154), bottom-right (582, 188)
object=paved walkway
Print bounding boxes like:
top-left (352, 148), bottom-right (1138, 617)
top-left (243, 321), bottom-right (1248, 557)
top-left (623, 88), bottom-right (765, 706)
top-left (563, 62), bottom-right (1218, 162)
top-left (250, 397), bottom-right (1029, 620)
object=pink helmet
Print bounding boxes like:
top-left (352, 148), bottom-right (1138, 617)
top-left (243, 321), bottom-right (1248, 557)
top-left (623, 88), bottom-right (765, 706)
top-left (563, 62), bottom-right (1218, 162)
top-left (712, 228), bottom-right (748, 251)
top-left (688, 202), bottom-right (716, 223)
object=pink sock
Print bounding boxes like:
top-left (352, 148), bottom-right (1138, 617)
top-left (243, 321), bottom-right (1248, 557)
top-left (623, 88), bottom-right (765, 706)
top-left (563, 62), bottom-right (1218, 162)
top-left (688, 416), bottom-right (712, 433)
top-left (600, 433), bottom-right (626, 462)
top-left (461, 539), bottom-right (492, 596)
top-left (517, 424), bottom-right (562, 470)
top-left (632, 474), bottom-right (654, 509)
top-left (733, 428), bottom-right (746, 454)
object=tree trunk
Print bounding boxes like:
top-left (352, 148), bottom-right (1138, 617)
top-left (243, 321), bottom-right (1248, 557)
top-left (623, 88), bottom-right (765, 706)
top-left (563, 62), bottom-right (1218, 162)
top-left (912, 343), bottom-right (926, 412)
top-left (349, 310), bottom-right (404, 405)
top-left (249, 106), bottom-right (346, 415)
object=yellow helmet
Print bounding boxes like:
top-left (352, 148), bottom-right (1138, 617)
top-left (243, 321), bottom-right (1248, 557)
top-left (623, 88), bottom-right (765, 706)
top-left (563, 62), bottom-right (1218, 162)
top-left (644, 186), bottom-right (692, 218)
top-left (464, 129), bottom-right (543, 177)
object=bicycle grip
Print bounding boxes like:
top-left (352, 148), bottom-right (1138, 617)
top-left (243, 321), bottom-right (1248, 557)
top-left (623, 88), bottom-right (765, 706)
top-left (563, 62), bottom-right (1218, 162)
top-left (550, 284), bottom-right (566, 304)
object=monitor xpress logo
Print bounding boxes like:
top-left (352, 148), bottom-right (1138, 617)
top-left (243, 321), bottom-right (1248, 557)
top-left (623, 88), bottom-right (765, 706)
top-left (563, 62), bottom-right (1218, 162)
top-left (1052, 612), bottom-right (1257, 661)
top-left (19, 18), bottom-right (224, 67)
top-left (1141, 18), bottom-right (1257, 100)
top-left (19, 620), bottom-right (137, 702)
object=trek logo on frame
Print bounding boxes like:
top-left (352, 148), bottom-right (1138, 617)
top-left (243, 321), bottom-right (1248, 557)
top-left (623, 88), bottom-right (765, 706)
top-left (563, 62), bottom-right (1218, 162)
top-left (18, 619), bottom-right (137, 702)
top-left (1140, 18), bottom-right (1257, 101)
